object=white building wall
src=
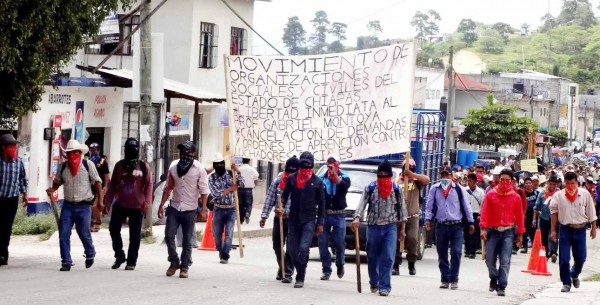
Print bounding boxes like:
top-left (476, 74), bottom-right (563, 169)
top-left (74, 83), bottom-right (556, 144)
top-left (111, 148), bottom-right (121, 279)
top-left (415, 67), bottom-right (444, 110)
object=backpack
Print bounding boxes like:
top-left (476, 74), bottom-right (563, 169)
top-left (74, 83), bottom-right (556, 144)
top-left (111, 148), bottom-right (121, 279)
top-left (431, 183), bottom-right (469, 226)
top-left (366, 181), bottom-right (402, 220)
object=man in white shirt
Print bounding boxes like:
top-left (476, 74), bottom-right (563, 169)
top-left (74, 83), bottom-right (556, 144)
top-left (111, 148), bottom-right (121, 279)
top-left (464, 173), bottom-right (484, 259)
top-left (238, 158), bottom-right (260, 224)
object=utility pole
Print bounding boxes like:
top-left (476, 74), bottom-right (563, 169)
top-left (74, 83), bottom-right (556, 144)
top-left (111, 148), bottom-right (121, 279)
top-left (584, 100), bottom-right (588, 148)
top-left (140, 0), bottom-right (154, 237)
top-left (444, 46), bottom-right (455, 163)
top-left (530, 84), bottom-right (534, 119)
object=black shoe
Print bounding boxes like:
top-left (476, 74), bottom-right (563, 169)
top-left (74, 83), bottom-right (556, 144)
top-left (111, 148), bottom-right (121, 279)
top-left (85, 258), bottom-right (94, 269)
top-left (281, 277), bottom-right (293, 284)
top-left (337, 266), bottom-right (345, 279)
top-left (276, 274), bottom-right (283, 281)
top-left (573, 278), bottom-right (580, 288)
top-left (489, 279), bottom-right (498, 292)
top-left (497, 289), bottom-right (505, 296)
top-left (0, 256), bottom-right (7, 266)
top-left (125, 265), bottom-right (135, 271)
top-left (408, 262), bottom-right (416, 276)
top-left (512, 250), bottom-right (518, 255)
top-left (294, 281), bottom-right (304, 288)
top-left (320, 273), bottom-right (331, 280)
top-left (392, 268), bottom-right (400, 276)
top-left (520, 248), bottom-right (528, 254)
top-left (60, 265), bottom-right (71, 272)
top-left (551, 254), bottom-right (558, 263)
top-left (439, 282), bottom-right (449, 289)
top-left (112, 257), bottom-right (126, 269)
top-left (425, 244), bottom-right (433, 249)
top-left (476, 249), bottom-right (482, 254)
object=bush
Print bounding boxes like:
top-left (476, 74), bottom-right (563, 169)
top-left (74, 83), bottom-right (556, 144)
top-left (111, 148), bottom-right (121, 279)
top-left (12, 206), bottom-right (57, 237)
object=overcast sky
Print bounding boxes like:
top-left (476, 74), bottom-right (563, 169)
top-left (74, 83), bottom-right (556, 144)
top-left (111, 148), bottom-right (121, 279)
top-left (252, 0), bottom-right (569, 55)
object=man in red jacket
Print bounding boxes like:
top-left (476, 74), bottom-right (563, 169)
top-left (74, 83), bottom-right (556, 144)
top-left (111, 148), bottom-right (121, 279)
top-left (480, 168), bottom-right (525, 297)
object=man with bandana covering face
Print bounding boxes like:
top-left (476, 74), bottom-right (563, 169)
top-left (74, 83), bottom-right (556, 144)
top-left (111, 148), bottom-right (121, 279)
top-left (0, 134), bottom-right (28, 267)
top-left (479, 169), bottom-right (525, 296)
top-left (260, 155), bottom-right (300, 283)
top-left (425, 169), bottom-right (474, 291)
top-left (158, 141), bottom-right (210, 278)
top-left (46, 140), bottom-right (103, 271)
top-left (549, 171), bottom-right (597, 293)
top-left (280, 151), bottom-right (326, 288)
top-left (208, 153), bottom-right (242, 264)
top-left (351, 160), bottom-right (407, 296)
top-left (104, 138), bottom-right (153, 270)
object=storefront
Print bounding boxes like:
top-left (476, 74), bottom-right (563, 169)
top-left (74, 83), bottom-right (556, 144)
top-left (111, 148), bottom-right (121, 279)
top-left (18, 85), bottom-right (124, 213)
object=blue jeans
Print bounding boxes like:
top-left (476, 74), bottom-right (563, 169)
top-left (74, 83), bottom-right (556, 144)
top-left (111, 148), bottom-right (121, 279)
top-left (435, 223), bottom-right (464, 283)
top-left (237, 188), bottom-right (253, 220)
top-left (287, 220), bottom-right (317, 282)
top-left (59, 203), bottom-right (95, 266)
top-left (558, 225), bottom-right (587, 286)
top-left (318, 214), bottom-right (346, 274)
top-left (485, 228), bottom-right (515, 290)
top-left (366, 223), bottom-right (397, 293)
top-left (212, 207), bottom-right (236, 260)
top-left (164, 207), bottom-right (196, 269)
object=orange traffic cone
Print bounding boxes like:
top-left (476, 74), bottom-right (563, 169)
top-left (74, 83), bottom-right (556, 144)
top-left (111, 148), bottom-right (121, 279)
top-left (198, 211), bottom-right (217, 251)
top-left (532, 246), bottom-right (552, 276)
top-left (522, 229), bottom-right (542, 273)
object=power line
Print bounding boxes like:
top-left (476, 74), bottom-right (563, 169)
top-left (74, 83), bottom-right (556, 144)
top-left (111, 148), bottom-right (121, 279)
top-left (219, 0), bottom-right (284, 55)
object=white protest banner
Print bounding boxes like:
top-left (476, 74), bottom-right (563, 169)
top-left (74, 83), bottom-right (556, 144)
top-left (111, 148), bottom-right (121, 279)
top-left (224, 43), bottom-right (416, 163)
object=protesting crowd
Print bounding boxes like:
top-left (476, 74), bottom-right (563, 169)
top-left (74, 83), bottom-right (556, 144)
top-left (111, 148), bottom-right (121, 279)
top-left (0, 133), bottom-right (598, 297)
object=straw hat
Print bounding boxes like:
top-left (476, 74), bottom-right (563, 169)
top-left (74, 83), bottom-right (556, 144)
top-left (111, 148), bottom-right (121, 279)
top-left (64, 140), bottom-right (89, 155)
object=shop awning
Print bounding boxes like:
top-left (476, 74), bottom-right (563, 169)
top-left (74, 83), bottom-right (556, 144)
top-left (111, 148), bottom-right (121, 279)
top-left (76, 65), bottom-right (225, 103)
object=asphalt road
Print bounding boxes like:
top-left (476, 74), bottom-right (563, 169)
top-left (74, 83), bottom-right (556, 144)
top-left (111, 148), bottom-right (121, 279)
top-left (1, 226), bottom-right (597, 305)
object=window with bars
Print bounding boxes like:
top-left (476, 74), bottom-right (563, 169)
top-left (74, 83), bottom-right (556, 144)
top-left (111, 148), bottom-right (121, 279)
top-left (85, 14), bottom-right (140, 55)
top-left (230, 27), bottom-right (247, 55)
top-left (199, 22), bottom-right (219, 68)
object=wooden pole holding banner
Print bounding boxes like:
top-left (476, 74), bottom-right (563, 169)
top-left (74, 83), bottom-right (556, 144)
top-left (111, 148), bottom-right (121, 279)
top-left (481, 239), bottom-right (486, 261)
top-left (400, 151), bottom-right (411, 254)
top-left (277, 194), bottom-right (285, 279)
top-left (224, 54), bottom-right (244, 258)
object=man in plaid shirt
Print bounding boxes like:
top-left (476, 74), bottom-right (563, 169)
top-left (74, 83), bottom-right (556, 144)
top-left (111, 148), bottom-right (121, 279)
top-left (259, 155), bottom-right (299, 283)
top-left (0, 134), bottom-right (28, 267)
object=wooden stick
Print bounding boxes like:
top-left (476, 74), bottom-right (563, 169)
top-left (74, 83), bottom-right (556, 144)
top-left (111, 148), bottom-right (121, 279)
top-left (481, 239), bottom-right (486, 261)
top-left (277, 194), bottom-right (285, 280)
top-left (48, 193), bottom-right (60, 227)
top-left (232, 171), bottom-right (244, 258)
top-left (354, 229), bottom-right (362, 293)
top-left (400, 151), bottom-right (411, 254)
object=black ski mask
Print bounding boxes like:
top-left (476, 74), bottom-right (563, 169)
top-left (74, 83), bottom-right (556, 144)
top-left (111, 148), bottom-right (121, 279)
top-left (213, 161), bottom-right (226, 176)
top-left (123, 138), bottom-right (140, 173)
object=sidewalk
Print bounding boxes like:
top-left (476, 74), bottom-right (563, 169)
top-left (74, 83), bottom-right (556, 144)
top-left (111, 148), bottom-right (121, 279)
top-left (521, 235), bottom-right (600, 304)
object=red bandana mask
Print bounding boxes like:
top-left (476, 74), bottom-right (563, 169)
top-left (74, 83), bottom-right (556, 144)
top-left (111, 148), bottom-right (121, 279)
top-left (327, 162), bottom-right (340, 181)
top-left (3, 145), bottom-right (17, 160)
top-left (565, 184), bottom-right (578, 203)
top-left (279, 172), bottom-right (290, 190)
top-left (495, 181), bottom-right (515, 195)
top-left (543, 187), bottom-right (557, 199)
top-left (67, 151), bottom-right (82, 176)
top-left (377, 177), bottom-right (393, 199)
top-left (296, 168), bottom-right (313, 189)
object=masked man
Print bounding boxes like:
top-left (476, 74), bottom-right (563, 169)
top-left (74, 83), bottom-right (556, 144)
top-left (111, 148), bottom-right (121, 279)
top-left (0, 134), bottom-right (28, 266)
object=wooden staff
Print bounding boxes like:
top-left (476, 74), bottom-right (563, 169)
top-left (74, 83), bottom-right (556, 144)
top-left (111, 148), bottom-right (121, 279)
top-left (481, 239), bottom-right (486, 261)
top-left (48, 193), bottom-right (60, 227)
top-left (231, 167), bottom-right (244, 258)
top-left (400, 151), bottom-right (412, 254)
top-left (354, 228), bottom-right (362, 293)
top-left (277, 194), bottom-right (285, 280)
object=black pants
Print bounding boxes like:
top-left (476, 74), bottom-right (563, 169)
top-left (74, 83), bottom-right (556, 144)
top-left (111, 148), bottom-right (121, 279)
top-left (465, 213), bottom-right (480, 255)
top-left (0, 197), bottom-right (19, 261)
top-left (109, 204), bottom-right (144, 266)
top-left (522, 207), bottom-right (535, 251)
top-left (273, 216), bottom-right (293, 277)
top-left (238, 188), bottom-right (253, 221)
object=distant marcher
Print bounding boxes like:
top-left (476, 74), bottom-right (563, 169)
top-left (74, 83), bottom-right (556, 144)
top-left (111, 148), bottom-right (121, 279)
top-left (237, 158), bottom-right (259, 224)
top-left (88, 143), bottom-right (110, 232)
top-left (464, 173), bottom-right (484, 258)
top-left (46, 140), bottom-right (102, 271)
top-left (550, 171), bottom-right (597, 292)
top-left (104, 138), bottom-right (152, 270)
top-left (158, 141), bottom-right (209, 278)
top-left (533, 176), bottom-right (559, 263)
top-left (0, 134), bottom-right (28, 267)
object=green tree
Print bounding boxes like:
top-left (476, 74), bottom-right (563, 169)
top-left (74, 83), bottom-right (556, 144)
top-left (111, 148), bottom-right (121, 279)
top-left (558, 0), bottom-right (596, 28)
top-left (477, 29), bottom-right (505, 54)
top-left (548, 129), bottom-right (568, 147)
top-left (457, 19), bottom-right (478, 46)
top-left (410, 10), bottom-right (441, 40)
top-left (458, 94), bottom-right (538, 151)
top-left (367, 20), bottom-right (383, 38)
top-left (491, 22), bottom-right (514, 44)
top-left (539, 13), bottom-right (557, 32)
top-left (282, 16), bottom-right (307, 55)
top-left (309, 10), bottom-right (330, 54)
top-left (327, 22), bottom-right (346, 53)
top-left (0, 0), bottom-right (132, 129)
